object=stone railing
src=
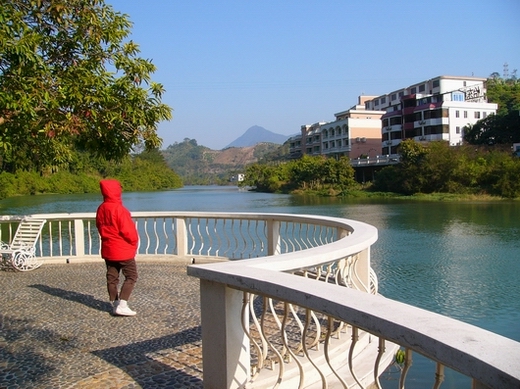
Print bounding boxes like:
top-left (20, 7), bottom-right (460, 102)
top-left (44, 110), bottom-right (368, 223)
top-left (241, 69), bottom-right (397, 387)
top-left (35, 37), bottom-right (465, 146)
top-left (1, 212), bottom-right (519, 389)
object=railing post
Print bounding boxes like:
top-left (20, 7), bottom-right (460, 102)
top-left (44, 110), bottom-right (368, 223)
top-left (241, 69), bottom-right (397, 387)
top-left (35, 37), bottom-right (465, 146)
top-left (266, 219), bottom-right (281, 255)
top-left (175, 217), bottom-right (188, 257)
top-left (200, 279), bottom-right (250, 389)
top-left (73, 219), bottom-right (84, 257)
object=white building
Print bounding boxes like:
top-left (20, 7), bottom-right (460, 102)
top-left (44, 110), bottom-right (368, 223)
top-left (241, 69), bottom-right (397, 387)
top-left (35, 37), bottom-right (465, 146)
top-left (364, 76), bottom-right (498, 155)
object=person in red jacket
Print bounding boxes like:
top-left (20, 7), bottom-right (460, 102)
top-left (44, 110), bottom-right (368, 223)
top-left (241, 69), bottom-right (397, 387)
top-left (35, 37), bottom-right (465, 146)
top-left (96, 179), bottom-right (139, 316)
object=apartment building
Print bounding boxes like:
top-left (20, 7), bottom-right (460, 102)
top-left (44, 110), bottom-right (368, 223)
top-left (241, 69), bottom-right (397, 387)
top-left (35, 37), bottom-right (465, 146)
top-left (289, 75), bottom-right (498, 159)
top-left (365, 75), bottom-right (498, 154)
top-left (289, 96), bottom-right (384, 159)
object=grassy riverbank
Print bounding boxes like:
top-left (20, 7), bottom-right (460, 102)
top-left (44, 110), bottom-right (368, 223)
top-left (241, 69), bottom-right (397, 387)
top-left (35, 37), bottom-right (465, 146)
top-left (288, 187), bottom-right (513, 202)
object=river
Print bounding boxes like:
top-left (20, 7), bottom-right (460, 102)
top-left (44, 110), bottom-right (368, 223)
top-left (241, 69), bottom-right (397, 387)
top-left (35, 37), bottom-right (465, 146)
top-left (1, 185), bottom-right (519, 386)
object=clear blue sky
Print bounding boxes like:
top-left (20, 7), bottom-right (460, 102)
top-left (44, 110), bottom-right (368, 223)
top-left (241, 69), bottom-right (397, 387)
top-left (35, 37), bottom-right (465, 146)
top-left (106, 0), bottom-right (520, 150)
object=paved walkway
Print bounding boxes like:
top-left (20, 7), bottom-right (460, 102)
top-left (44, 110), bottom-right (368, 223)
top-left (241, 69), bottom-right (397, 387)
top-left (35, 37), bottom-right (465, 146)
top-left (0, 261), bottom-right (204, 389)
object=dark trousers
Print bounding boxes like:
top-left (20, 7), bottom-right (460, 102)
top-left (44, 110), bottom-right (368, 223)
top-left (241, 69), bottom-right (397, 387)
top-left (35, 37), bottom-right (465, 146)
top-left (104, 258), bottom-right (138, 301)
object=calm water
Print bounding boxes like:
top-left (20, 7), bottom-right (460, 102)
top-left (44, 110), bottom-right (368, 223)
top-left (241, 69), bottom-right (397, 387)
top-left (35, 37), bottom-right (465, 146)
top-left (2, 186), bottom-right (519, 385)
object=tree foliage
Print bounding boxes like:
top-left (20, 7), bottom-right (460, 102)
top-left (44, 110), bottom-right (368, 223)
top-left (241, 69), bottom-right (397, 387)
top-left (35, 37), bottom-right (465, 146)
top-left (486, 75), bottom-right (520, 115)
top-left (373, 141), bottom-right (520, 198)
top-left (463, 76), bottom-right (520, 146)
top-left (0, 0), bottom-right (172, 173)
top-left (0, 148), bottom-right (182, 200)
top-left (464, 110), bottom-right (520, 145)
top-left (241, 155), bottom-right (358, 194)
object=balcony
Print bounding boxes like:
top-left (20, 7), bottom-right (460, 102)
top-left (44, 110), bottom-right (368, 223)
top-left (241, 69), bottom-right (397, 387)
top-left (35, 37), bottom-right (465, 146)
top-left (1, 213), bottom-right (519, 388)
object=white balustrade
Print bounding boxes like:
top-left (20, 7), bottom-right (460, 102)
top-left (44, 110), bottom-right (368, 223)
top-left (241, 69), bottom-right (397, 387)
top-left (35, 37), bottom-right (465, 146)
top-left (1, 212), bottom-right (518, 388)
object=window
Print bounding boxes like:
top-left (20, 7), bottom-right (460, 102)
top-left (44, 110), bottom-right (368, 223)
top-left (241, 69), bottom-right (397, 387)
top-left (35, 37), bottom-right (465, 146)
top-left (456, 126), bottom-right (460, 134)
top-left (452, 92), bottom-right (465, 101)
top-left (381, 97), bottom-right (386, 104)
top-left (475, 111), bottom-right (481, 119)
top-left (483, 112), bottom-right (487, 118)
top-left (433, 80), bottom-right (440, 88)
top-left (464, 111), bottom-right (468, 118)
top-left (390, 116), bottom-right (402, 125)
top-left (411, 87), bottom-right (417, 94)
top-left (455, 110), bottom-right (460, 118)
top-left (419, 84), bottom-right (426, 92)
top-left (391, 93), bottom-right (397, 101)
top-left (399, 91), bottom-right (404, 98)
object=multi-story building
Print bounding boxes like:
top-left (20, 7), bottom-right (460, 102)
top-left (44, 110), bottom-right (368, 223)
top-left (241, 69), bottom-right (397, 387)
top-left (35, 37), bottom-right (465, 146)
top-left (289, 96), bottom-right (384, 159)
top-left (364, 76), bottom-right (498, 155)
top-left (289, 75), bottom-right (498, 160)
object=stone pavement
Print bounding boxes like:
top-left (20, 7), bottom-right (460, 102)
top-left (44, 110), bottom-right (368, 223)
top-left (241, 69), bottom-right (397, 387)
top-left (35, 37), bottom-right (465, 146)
top-left (0, 261), bottom-right (204, 389)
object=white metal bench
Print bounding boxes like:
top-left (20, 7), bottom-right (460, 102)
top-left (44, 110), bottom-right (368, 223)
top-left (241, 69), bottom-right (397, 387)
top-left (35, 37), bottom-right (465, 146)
top-left (0, 218), bottom-right (47, 271)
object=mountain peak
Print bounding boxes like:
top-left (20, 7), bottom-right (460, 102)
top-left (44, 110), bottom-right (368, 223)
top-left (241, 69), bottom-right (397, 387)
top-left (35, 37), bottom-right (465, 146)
top-left (224, 126), bottom-right (289, 148)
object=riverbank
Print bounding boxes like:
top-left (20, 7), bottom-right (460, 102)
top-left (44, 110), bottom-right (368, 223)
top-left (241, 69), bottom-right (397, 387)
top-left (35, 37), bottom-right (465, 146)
top-left (264, 187), bottom-right (514, 202)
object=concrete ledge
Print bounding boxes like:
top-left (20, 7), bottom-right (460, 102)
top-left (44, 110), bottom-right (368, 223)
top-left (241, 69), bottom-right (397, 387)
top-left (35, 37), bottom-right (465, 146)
top-left (40, 255), bottom-right (229, 266)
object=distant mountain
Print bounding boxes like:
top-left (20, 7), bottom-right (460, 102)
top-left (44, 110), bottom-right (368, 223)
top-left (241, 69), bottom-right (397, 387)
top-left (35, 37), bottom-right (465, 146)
top-left (161, 138), bottom-right (288, 185)
top-left (224, 125), bottom-right (289, 148)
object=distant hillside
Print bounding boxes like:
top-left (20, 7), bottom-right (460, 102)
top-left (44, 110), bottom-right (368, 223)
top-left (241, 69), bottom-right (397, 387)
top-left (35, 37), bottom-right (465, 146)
top-left (225, 125), bottom-right (289, 148)
top-left (162, 138), bottom-right (288, 185)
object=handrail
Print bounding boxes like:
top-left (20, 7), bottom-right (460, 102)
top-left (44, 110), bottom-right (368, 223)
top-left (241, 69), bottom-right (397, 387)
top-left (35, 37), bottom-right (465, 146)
top-left (189, 262), bottom-right (520, 388)
top-left (1, 212), bottom-right (519, 388)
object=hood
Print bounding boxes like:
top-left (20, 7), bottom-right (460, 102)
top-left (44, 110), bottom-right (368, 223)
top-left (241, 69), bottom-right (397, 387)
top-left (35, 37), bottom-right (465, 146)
top-left (100, 179), bottom-right (122, 202)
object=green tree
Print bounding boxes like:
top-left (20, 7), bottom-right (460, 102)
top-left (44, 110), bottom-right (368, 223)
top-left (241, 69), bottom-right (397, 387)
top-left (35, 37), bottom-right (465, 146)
top-left (486, 76), bottom-right (520, 115)
top-left (374, 140), bottom-right (520, 198)
top-left (463, 111), bottom-right (520, 145)
top-left (0, 0), bottom-right (172, 173)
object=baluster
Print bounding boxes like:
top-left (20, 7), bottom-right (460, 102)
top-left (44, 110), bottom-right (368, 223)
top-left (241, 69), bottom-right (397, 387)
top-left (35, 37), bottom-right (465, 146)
top-left (324, 317), bottom-right (349, 388)
top-left (160, 217), bottom-right (168, 254)
top-left (281, 302), bottom-right (305, 388)
top-left (373, 337), bottom-right (386, 389)
top-left (143, 219), bottom-right (151, 254)
top-left (187, 218), bottom-right (196, 255)
top-left (152, 217), bottom-right (159, 254)
top-left (58, 221), bottom-right (63, 256)
top-left (348, 326), bottom-right (365, 389)
top-left (242, 292), bottom-right (262, 380)
top-left (48, 221), bottom-right (54, 257)
top-left (87, 220), bottom-right (93, 255)
top-left (302, 308), bottom-right (327, 388)
top-left (260, 297), bottom-right (284, 381)
top-left (433, 363), bottom-right (445, 389)
top-left (207, 218), bottom-right (215, 257)
top-left (398, 348), bottom-right (413, 389)
top-left (195, 218), bottom-right (203, 256)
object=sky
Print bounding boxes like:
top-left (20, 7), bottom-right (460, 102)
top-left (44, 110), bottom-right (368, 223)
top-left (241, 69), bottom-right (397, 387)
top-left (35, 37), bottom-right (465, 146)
top-left (105, 0), bottom-right (520, 150)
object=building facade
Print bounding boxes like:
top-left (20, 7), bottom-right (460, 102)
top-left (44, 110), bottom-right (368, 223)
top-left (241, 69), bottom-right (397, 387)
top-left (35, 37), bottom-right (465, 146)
top-left (289, 75), bottom-right (498, 159)
top-left (289, 96), bottom-right (384, 159)
top-left (364, 76), bottom-right (498, 155)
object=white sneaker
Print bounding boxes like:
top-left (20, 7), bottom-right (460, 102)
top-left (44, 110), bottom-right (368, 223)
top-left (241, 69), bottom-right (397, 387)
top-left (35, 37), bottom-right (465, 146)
top-left (114, 300), bottom-right (136, 316)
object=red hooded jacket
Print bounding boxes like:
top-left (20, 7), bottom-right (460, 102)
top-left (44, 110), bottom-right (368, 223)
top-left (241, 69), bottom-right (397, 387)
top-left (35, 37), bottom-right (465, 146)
top-left (96, 180), bottom-right (138, 261)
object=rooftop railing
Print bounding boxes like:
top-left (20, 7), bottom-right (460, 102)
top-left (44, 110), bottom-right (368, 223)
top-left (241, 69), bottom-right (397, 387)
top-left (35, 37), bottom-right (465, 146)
top-left (1, 212), bottom-right (519, 389)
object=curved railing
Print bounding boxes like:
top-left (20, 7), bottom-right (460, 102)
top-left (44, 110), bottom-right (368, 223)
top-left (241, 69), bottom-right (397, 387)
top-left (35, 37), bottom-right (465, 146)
top-left (1, 212), bottom-right (519, 389)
